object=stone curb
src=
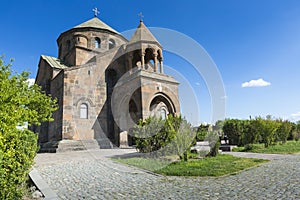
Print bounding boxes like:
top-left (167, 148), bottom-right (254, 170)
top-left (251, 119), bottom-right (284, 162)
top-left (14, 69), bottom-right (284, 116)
top-left (29, 168), bottom-right (58, 200)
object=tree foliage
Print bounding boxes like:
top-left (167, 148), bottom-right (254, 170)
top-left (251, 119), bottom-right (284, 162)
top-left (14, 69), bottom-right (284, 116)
top-left (206, 131), bottom-right (220, 157)
top-left (133, 115), bottom-right (196, 161)
top-left (293, 121), bottom-right (300, 141)
top-left (196, 124), bottom-right (209, 141)
top-left (0, 57), bottom-right (57, 199)
top-left (221, 116), bottom-right (299, 148)
top-left (222, 119), bottom-right (243, 145)
top-left (166, 115), bottom-right (196, 161)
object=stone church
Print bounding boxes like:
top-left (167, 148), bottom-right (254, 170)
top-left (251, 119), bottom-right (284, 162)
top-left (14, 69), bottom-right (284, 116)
top-left (34, 14), bottom-right (180, 151)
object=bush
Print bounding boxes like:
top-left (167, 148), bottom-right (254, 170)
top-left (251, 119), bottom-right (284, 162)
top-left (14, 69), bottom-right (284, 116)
top-left (244, 144), bottom-right (254, 151)
top-left (223, 119), bottom-right (243, 145)
top-left (241, 120), bottom-right (261, 146)
top-left (196, 124), bottom-right (209, 141)
top-left (206, 131), bottom-right (220, 157)
top-left (133, 115), bottom-right (196, 161)
top-left (275, 120), bottom-right (293, 144)
top-left (0, 57), bottom-right (57, 199)
top-left (294, 121), bottom-right (300, 141)
top-left (133, 117), bottom-right (173, 153)
top-left (0, 129), bottom-right (38, 199)
top-left (259, 118), bottom-right (280, 148)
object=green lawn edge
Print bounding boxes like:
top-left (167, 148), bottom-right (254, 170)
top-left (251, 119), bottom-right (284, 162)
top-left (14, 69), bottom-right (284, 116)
top-left (112, 154), bottom-right (268, 177)
top-left (232, 140), bottom-right (300, 154)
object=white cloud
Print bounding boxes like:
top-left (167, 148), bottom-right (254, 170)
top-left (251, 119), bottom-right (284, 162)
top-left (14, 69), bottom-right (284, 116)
top-left (289, 112), bottom-right (300, 122)
top-left (242, 78), bottom-right (271, 88)
top-left (26, 78), bottom-right (35, 86)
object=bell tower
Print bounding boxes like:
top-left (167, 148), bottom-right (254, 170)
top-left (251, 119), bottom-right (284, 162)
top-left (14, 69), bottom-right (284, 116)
top-left (126, 19), bottom-right (164, 73)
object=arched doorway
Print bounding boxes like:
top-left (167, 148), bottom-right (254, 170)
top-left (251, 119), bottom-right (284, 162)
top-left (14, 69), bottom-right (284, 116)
top-left (149, 94), bottom-right (176, 118)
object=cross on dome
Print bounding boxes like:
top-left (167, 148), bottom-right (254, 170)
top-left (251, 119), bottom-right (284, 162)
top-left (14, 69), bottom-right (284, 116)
top-left (138, 12), bottom-right (144, 22)
top-left (92, 7), bottom-right (100, 17)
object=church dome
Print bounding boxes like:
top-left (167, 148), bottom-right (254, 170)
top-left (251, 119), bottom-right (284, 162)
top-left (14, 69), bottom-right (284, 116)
top-left (56, 17), bottom-right (127, 66)
top-left (73, 17), bottom-right (119, 34)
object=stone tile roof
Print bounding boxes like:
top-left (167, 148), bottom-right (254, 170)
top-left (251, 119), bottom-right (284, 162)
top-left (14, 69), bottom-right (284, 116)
top-left (74, 17), bottom-right (119, 34)
top-left (129, 21), bottom-right (160, 45)
top-left (41, 55), bottom-right (68, 69)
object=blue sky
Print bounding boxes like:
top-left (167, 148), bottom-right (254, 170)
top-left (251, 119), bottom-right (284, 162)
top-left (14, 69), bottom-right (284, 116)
top-left (1, 0), bottom-right (300, 124)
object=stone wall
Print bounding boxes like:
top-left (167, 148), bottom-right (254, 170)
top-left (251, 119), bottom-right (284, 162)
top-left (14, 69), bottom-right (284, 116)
top-left (48, 70), bottom-right (64, 141)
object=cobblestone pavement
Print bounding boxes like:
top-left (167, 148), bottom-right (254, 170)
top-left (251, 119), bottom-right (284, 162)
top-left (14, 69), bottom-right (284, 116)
top-left (34, 150), bottom-right (300, 200)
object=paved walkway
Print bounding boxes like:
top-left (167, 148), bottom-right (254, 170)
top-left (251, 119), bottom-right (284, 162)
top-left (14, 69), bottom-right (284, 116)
top-left (34, 149), bottom-right (300, 199)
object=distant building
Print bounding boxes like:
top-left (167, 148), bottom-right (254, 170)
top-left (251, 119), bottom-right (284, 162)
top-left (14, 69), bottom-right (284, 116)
top-left (33, 15), bottom-right (180, 151)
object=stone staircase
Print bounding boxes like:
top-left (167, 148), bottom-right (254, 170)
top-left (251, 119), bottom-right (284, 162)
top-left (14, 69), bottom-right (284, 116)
top-left (96, 138), bottom-right (114, 149)
top-left (39, 139), bottom-right (114, 153)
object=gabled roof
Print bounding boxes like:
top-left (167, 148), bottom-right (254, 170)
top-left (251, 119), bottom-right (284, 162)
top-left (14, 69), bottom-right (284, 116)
top-left (128, 20), bottom-right (160, 45)
top-left (41, 55), bottom-right (68, 69)
top-left (73, 17), bottom-right (119, 34)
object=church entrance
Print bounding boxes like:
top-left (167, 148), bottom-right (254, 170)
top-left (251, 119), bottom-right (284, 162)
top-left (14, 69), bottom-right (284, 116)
top-left (149, 94), bottom-right (175, 119)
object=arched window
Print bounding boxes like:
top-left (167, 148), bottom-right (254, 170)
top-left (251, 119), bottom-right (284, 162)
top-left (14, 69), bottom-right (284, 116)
top-left (108, 39), bottom-right (115, 49)
top-left (80, 103), bottom-right (88, 119)
top-left (161, 108), bottom-right (167, 120)
top-left (95, 37), bottom-right (101, 48)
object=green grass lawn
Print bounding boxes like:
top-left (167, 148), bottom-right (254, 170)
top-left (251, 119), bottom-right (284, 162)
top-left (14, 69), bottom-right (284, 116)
top-left (113, 154), bottom-right (267, 177)
top-left (232, 140), bottom-right (300, 154)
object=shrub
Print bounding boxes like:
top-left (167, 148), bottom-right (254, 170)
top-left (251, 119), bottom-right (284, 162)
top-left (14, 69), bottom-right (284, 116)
top-left (244, 143), bottom-right (254, 151)
top-left (206, 131), bottom-right (220, 157)
top-left (275, 120), bottom-right (293, 144)
top-left (222, 119), bottom-right (243, 145)
top-left (241, 120), bottom-right (261, 146)
top-left (0, 57), bottom-right (57, 199)
top-left (0, 129), bottom-right (38, 199)
top-left (168, 116), bottom-right (196, 161)
top-left (133, 115), bottom-right (196, 161)
top-left (196, 124), bottom-right (209, 141)
top-left (258, 118), bottom-right (280, 148)
top-left (133, 117), bottom-right (173, 153)
top-left (294, 121), bottom-right (300, 141)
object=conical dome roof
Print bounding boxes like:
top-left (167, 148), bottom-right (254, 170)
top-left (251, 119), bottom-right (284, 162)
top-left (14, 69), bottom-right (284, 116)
top-left (73, 17), bottom-right (119, 34)
top-left (129, 20), bottom-right (161, 45)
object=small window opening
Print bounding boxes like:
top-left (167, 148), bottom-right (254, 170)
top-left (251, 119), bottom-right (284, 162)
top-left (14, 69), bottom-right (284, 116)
top-left (80, 103), bottom-right (88, 119)
top-left (95, 37), bottom-right (101, 48)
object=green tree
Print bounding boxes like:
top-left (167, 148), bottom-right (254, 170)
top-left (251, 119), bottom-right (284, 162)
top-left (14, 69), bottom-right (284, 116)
top-left (275, 120), bottom-right (293, 144)
top-left (165, 115), bottom-right (196, 161)
top-left (294, 121), bottom-right (300, 141)
top-left (222, 119), bottom-right (243, 145)
top-left (196, 124), bottom-right (209, 141)
top-left (133, 115), bottom-right (196, 161)
top-left (0, 57), bottom-right (57, 199)
top-left (213, 120), bottom-right (224, 132)
top-left (257, 117), bottom-right (280, 148)
top-left (241, 119), bottom-right (261, 145)
top-left (133, 117), bottom-right (168, 153)
top-left (206, 131), bottom-right (220, 157)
